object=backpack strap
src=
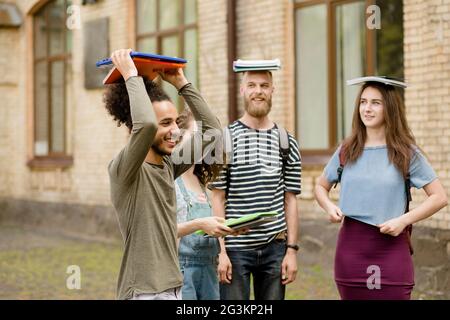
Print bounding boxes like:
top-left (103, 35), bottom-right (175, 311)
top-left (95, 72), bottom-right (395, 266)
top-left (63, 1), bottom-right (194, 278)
top-left (224, 126), bottom-right (234, 199)
top-left (176, 178), bottom-right (191, 206)
top-left (333, 145), bottom-right (346, 188)
top-left (404, 172), bottom-right (414, 255)
top-left (223, 127), bottom-right (234, 163)
top-left (404, 149), bottom-right (414, 255)
top-left (405, 173), bottom-right (412, 212)
top-left (277, 125), bottom-right (290, 179)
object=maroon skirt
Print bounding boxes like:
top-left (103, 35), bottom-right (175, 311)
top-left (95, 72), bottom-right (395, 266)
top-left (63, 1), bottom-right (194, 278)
top-left (334, 217), bottom-right (414, 300)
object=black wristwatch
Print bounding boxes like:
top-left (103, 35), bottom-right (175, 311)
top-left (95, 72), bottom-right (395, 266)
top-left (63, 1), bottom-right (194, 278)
top-left (286, 244), bottom-right (299, 251)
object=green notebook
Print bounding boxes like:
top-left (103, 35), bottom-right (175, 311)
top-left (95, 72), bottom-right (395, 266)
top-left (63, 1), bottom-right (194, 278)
top-left (194, 211), bottom-right (278, 236)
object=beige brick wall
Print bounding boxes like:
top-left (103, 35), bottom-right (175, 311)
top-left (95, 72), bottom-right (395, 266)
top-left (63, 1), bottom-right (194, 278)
top-left (0, 0), bottom-right (28, 201)
top-left (404, 0), bottom-right (450, 229)
top-left (235, 0), bottom-right (295, 133)
top-left (0, 27), bottom-right (21, 198)
top-left (198, 0), bottom-right (229, 127)
top-left (69, 0), bottom-right (131, 205)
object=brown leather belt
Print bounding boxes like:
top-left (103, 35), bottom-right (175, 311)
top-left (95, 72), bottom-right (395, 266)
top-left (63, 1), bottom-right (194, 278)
top-left (275, 231), bottom-right (287, 240)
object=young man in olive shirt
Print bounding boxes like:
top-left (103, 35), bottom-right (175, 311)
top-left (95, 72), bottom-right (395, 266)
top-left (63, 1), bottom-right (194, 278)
top-left (106, 49), bottom-right (230, 300)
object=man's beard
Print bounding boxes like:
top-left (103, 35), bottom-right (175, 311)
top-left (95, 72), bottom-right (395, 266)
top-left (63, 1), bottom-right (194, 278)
top-left (152, 138), bottom-right (172, 156)
top-left (244, 96), bottom-right (272, 117)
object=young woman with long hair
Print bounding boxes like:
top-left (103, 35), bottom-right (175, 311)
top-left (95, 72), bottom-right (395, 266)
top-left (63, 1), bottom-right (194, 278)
top-left (314, 80), bottom-right (447, 300)
top-left (175, 109), bottom-right (227, 300)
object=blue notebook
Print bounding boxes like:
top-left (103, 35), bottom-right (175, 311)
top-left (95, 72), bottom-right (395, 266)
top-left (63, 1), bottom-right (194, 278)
top-left (96, 51), bottom-right (188, 68)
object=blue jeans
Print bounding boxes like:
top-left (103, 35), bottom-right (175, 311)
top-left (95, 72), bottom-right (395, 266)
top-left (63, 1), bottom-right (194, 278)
top-left (176, 178), bottom-right (220, 300)
top-left (179, 256), bottom-right (220, 300)
top-left (220, 239), bottom-right (286, 300)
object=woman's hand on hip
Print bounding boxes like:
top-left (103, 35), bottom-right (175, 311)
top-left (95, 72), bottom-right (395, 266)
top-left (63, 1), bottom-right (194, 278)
top-left (378, 216), bottom-right (407, 237)
top-left (326, 203), bottom-right (344, 223)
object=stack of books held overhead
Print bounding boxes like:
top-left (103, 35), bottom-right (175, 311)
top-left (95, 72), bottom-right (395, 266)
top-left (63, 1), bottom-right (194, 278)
top-left (346, 76), bottom-right (407, 88)
top-left (96, 51), bottom-right (187, 85)
top-left (233, 59), bottom-right (281, 72)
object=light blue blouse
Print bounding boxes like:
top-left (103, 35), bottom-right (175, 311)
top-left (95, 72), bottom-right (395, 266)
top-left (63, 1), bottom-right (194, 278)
top-left (324, 145), bottom-right (437, 226)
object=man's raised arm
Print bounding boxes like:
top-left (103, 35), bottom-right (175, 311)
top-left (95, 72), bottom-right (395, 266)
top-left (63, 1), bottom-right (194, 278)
top-left (108, 49), bottom-right (158, 185)
top-left (160, 69), bottom-right (222, 178)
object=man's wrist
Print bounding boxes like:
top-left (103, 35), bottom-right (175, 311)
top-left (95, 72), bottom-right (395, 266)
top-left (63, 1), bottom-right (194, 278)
top-left (175, 78), bottom-right (189, 91)
top-left (123, 69), bottom-right (138, 82)
top-left (286, 244), bottom-right (299, 252)
top-left (124, 75), bottom-right (136, 82)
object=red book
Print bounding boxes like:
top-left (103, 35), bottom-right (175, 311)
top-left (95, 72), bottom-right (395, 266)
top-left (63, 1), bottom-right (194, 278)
top-left (103, 57), bottom-right (186, 84)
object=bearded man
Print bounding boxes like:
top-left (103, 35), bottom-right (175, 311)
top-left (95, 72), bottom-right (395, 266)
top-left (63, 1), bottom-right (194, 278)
top-left (209, 70), bottom-right (302, 300)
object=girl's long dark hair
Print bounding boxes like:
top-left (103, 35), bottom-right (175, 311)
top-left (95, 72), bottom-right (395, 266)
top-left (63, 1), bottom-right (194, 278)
top-left (342, 82), bottom-right (418, 178)
top-left (176, 109), bottom-right (225, 186)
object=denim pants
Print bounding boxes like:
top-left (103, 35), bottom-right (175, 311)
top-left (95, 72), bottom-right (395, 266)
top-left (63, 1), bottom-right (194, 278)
top-left (220, 239), bottom-right (286, 300)
top-left (176, 178), bottom-right (220, 300)
top-left (179, 256), bottom-right (220, 300)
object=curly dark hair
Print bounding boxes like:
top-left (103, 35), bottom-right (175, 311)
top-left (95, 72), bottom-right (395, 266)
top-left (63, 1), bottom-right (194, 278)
top-left (103, 78), bottom-right (171, 131)
top-left (176, 109), bottom-right (225, 186)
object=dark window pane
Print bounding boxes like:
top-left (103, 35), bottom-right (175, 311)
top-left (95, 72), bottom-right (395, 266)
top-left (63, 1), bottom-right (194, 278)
top-left (136, 0), bottom-right (198, 108)
top-left (375, 0), bottom-right (404, 79)
top-left (34, 7), bottom-right (47, 60)
top-left (137, 37), bottom-right (157, 52)
top-left (335, 1), bottom-right (366, 142)
top-left (33, 0), bottom-right (71, 157)
top-left (159, 0), bottom-right (179, 30)
top-left (48, 0), bottom-right (65, 56)
top-left (162, 35), bottom-right (180, 104)
top-left (35, 61), bottom-right (49, 156)
top-left (51, 60), bottom-right (65, 153)
top-left (184, 0), bottom-right (197, 25)
top-left (137, 0), bottom-right (156, 34)
top-left (295, 4), bottom-right (329, 149)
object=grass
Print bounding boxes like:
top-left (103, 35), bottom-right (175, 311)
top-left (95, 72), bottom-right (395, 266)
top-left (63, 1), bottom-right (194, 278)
top-left (0, 224), bottom-right (122, 300)
top-left (287, 264), bottom-right (339, 300)
top-left (0, 224), bottom-right (339, 300)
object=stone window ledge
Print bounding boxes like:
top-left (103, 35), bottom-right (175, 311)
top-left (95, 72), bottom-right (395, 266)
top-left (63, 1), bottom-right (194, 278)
top-left (27, 156), bottom-right (74, 169)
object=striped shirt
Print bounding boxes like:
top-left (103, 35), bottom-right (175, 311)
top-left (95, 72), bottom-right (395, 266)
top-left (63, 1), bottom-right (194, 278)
top-left (209, 120), bottom-right (301, 250)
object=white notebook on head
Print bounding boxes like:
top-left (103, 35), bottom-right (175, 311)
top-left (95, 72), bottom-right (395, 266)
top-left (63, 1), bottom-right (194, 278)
top-left (233, 59), bottom-right (281, 72)
top-left (346, 76), bottom-right (407, 88)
